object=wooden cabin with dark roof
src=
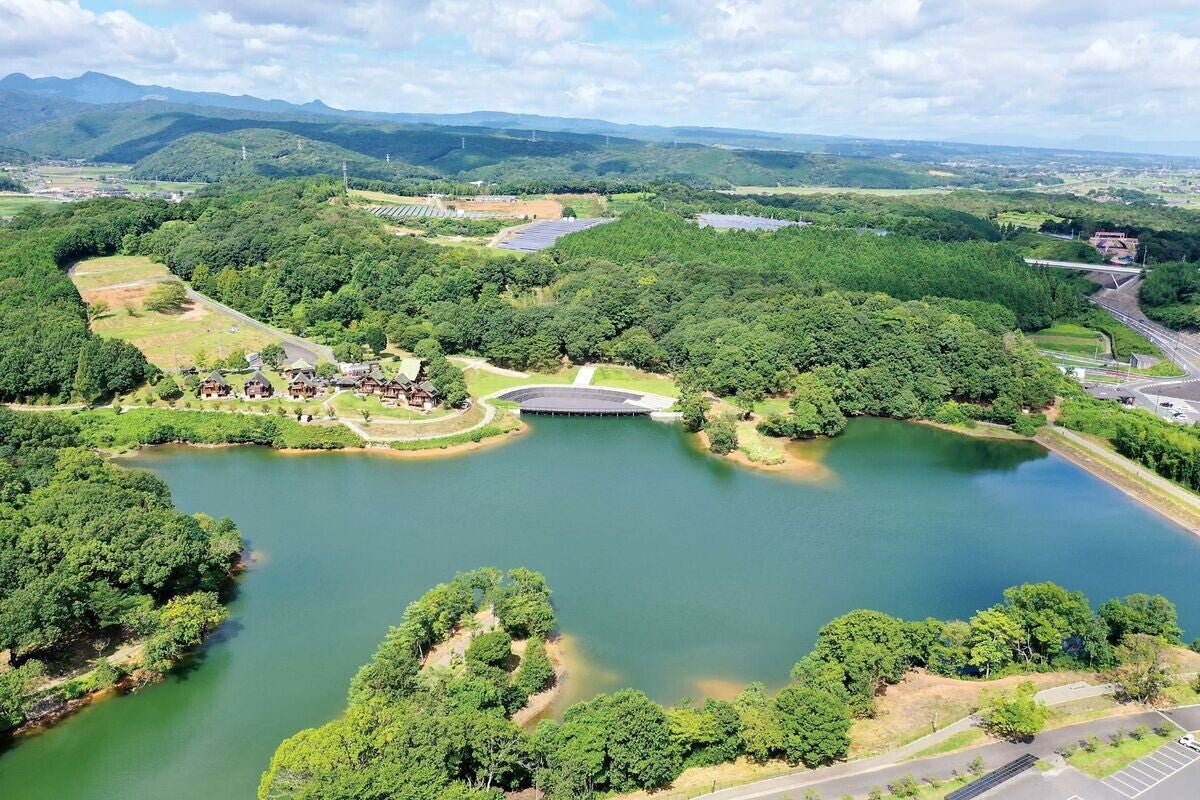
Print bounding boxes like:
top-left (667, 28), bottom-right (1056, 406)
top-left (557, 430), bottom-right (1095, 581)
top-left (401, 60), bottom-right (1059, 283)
top-left (408, 380), bottom-right (441, 410)
top-left (243, 371), bottom-right (274, 399)
top-left (288, 374), bottom-right (319, 400)
top-left (199, 370), bottom-right (231, 399)
top-left (356, 370), bottom-right (386, 396)
top-left (381, 374), bottom-right (415, 404)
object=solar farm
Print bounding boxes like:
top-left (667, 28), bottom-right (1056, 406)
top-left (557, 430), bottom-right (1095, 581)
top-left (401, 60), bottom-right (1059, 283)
top-left (496, 218), bottom-right (616, 253)
top-left (696, 213), bottom-right (807, 231)
top-left (368, 205), bottom-right (498, 219)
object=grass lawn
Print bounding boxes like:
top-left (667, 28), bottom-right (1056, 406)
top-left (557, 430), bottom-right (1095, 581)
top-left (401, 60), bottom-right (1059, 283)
top-left (1066, 728), bottom-right (1176, 778)
top-left (348, 189), bottom-right (427, 205)
top-left (72, 256), bottom-right (274, 368)
top-left (736, 422), bottom-right (785, 465)
top-left (363, 399), bottom-right (490, 439)
top-left (753, 397), bottom-right (792, 417)
top-left (463, 366), bottom-right (578, 397)
top-left (70, 255), bottom-right (170, 290)
top-left (590, 366), bottom-right (679, 397)
top-left (907, 728), bottom-right (989, 760)
top-left (0, 194), bottom-right (61, 216)
top-left (330, 391), bottom-right (448, 420)
top-left (1031, 322), bottom-right (1107, 358)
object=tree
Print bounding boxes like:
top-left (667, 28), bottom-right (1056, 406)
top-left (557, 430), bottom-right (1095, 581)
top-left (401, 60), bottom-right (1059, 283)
top-left (138, 592), bottom-right (229, 675)
top-left (511, 636), bottom-right (555, 704)
top-left (156, 375), bottom-right (182, 401)
top-left (773, 685), bottom-right (851, 766)
top-left (734, 683), bottom-right (782, 762)
top-left (223, 350), bottom-right (248, 371)
top-left (979, 681), bottom-right (1048, 740)
top-left (86, 299), bottom-right (110, 320)
top-left (1108, 634), bottom-right (1173, 704)
top-left (967, 608), bottom-right (1026, 678)
top-left (143, 281), bottom-right (188, 313)
top-left (333, 341), bottom-right (362, 363)
top-left (0, 661), bottom-right (43, 729)
top-left (494, 568), bottom-right (556, 639)
top-left (678, 388), bottom-right (710, 433)
top-left (1099, 594), bottom-right (1183, 645)
top-left (466, 629), bottom-right (513, 667)
top-left (705, 415), bottom-right (738, 455)
top-left (315, 360), bottom-right (339, 379)
top-left (259, 343), bottom-right (286, 369)
top-left (603, 689), bottom-right (681, 791)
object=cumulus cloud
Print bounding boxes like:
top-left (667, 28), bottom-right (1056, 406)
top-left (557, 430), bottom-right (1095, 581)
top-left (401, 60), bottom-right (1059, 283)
top-left (1, 0), bottom-right (1198, 142)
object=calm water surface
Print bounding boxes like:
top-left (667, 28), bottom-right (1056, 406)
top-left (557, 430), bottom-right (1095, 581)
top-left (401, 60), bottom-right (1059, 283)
top-left (3, 417), bottom-right (1199, 799)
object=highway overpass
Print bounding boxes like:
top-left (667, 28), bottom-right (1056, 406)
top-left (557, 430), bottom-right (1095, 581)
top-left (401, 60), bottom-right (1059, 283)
top-left (1024, 257), bottom-right (1144, 276)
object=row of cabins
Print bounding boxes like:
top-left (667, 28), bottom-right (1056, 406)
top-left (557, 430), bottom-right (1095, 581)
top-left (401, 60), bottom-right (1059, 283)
top-left (198, 358), bottom-right (442, 409)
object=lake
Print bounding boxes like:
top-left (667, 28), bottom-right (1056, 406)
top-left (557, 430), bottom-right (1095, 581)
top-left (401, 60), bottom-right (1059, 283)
top-left (2, 417), bottom-right (1198, 798)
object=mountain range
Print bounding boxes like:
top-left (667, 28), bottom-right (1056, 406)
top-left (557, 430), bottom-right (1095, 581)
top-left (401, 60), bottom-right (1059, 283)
top-left (5, 71), bottom-right (1199, 161)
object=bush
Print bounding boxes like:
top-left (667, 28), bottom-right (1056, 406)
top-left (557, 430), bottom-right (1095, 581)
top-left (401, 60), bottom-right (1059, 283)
top-left (705, 415), bottom-right (738, 455)
top-left (465, 629), bottom-right (513, 667)
top-left (155, 375), bottom-right (182, 401)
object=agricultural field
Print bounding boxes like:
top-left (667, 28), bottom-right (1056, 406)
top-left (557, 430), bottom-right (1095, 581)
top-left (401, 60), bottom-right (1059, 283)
top-left (70, 255), bottom-right (273, 369)
top-left (0, 193), bottom-right (60, 217)
top-left (605, 191), bottom-right (656, 214)
top-left (550, 193), bottom-right (605, 218)
top-left (25, 163), bottom-right (205, 195)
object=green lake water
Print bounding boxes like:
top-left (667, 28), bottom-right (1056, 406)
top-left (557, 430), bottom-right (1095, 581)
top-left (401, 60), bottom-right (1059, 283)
top-left (3, 417), bottom-right (1199, 798)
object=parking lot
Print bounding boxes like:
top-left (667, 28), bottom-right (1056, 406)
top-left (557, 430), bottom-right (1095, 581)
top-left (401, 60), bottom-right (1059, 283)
top-left (1100, 739), bottom-right (1200, 799)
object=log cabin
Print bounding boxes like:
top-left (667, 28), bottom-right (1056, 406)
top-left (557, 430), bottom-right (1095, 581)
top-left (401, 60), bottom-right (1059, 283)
top-left (199, 370), bottom-right (231, 399)
top-left (356, 370), bottom-right (386, 396)
top-left (288, 375), bottom-right (319, 400)
top-left (283, 359), bottom-right (316, 380)
top-left (243, 371), bottom-right (274, 399)
top-left (407, 380), bottom-right (441, 410)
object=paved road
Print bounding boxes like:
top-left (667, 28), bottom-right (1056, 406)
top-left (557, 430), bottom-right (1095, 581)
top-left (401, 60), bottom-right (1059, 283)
top-left (1087, 278), bottom-right (1200, 424)
top-left (1026, 257), bottom-right (1144, 277)
top-left (707, 707), bottom-right (1200, 800)
top-left (182, 286), bottom-right (332, 365)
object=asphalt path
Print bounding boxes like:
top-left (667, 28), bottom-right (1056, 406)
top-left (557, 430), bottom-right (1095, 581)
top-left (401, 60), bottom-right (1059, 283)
top-left (707, 707), bottom-right (1200, 800)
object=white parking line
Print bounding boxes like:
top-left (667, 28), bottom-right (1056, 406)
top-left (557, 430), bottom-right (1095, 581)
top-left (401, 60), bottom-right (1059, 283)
top-left (1101, 742), bottom-right (1200, 798)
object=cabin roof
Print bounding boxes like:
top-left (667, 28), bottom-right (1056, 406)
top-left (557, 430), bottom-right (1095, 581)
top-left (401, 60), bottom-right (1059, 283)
top-left (244, 371), bottom-right (271, 386)
top-left (397, 358), bottom-right (423, 381)
top-left (287, 359), bottom-right (315, 371)
top-left (204, 370), bottom-right (229, 387)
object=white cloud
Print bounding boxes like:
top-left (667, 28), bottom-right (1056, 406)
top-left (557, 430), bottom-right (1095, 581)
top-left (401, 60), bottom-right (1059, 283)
top-left (1, 0), bottom-right (1199, 142)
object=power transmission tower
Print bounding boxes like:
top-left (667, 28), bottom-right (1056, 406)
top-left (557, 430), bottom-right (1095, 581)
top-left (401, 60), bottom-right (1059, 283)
top-left (342, 161), bottom-right (348, 191)
top-left (385, 153), bottom-right (390, 163)
top-left (462, 137), bottom-right (466, 150)
top-left (531, 129), bottom-right (537, 143)
top-left (241, 145), bottom-right (247, 161)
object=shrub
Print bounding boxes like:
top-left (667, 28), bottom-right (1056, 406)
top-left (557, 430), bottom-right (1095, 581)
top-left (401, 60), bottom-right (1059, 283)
top-left (705, 415), bottom-right (738, 455)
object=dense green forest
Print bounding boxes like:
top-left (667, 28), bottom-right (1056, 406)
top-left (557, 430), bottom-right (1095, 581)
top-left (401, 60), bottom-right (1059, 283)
top-left (0, 408), bottom-right (242, 730)
top-left (0, 198), bottom-right (165, 402)
top-left (1138, 261), bottom-right (1200, 329)
top-left (106, 179), bottom-right (1067, 420)
top-left (259, 571), bottom-right (1184, 800)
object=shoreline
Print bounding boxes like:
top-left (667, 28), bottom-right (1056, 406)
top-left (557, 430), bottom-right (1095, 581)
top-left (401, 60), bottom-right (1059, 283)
top-left (1035, 426), bottom-right (1200, 537)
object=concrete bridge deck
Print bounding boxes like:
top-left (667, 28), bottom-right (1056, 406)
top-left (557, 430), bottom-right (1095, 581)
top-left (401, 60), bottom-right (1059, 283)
top-left (497, 385), bottom-right (671, 415)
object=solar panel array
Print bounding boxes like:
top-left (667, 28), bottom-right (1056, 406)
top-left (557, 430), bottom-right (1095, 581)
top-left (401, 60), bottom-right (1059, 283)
top-left (696, 213), bottom-right (806, 232)
top-left (496, 218), bottom-right (616, 253)
top-left (369, 205), bottom-right (497, 219)
top-left (945, 754), bottom-right (1038, 800)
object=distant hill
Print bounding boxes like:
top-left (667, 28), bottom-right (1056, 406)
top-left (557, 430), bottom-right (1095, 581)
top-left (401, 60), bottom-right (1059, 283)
top-left (0, 90), bottom-right (87, 136)
top-left (2, 98), bottom-right (972, 188)
top-left (5, 71), bottom-right (1196, 164)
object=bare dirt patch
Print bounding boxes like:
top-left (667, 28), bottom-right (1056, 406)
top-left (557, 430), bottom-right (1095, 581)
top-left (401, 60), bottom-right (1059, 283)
top-left (849, 669), bottom-right (1095, 758)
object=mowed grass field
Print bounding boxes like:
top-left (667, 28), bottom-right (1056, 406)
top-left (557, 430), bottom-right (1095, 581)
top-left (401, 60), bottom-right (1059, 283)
top-left (71, 256), bottom-right (273, 369)
top-left (0, 194), bottom-right (61, 217)
top-left (1031, 322), bottom-right (1108, 358)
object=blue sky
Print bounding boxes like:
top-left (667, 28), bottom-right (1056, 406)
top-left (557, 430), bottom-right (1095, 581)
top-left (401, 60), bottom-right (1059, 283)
top-left (2, 0), bottom-right (1198, 144)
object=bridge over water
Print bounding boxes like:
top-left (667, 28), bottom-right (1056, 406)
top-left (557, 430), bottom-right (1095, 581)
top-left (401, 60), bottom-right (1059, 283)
top-left (496, 385), bottom-right (674, 416)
